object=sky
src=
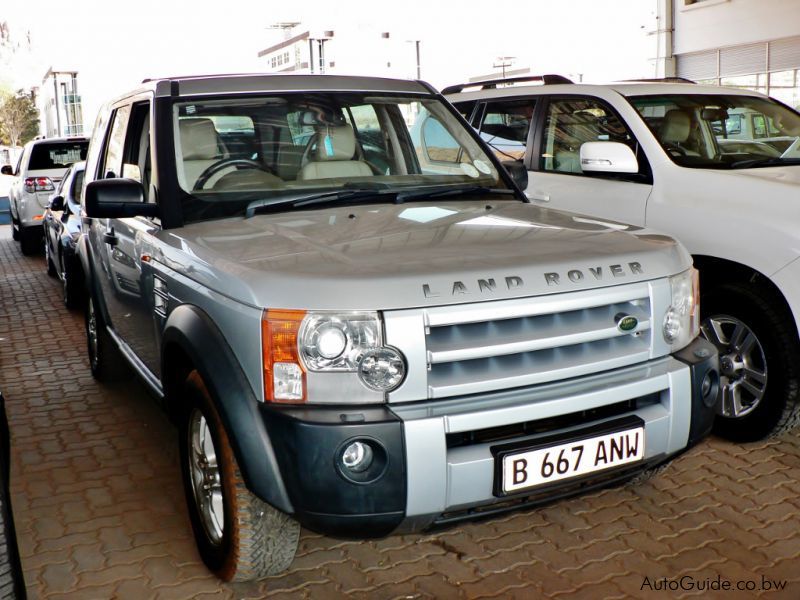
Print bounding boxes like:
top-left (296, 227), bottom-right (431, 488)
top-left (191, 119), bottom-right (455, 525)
top-left (2, 0), bottom-right (659, 130)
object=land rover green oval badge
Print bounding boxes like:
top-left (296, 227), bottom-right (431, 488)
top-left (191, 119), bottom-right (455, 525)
top-left (616, 314), bottom-right (639, 333)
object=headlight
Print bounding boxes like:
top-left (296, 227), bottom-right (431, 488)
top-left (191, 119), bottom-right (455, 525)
top-left (262, 310), bottom-right (406, 403)
top-left (663, 268), bottom-right (700, 351)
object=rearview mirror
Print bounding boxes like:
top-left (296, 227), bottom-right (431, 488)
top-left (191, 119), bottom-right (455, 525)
top-left (580, 142), bottom-right (638, 174)
top-left (85, 178), bottom-right (159, 219)
top-left (1, 165), bottom-right (12, 176)
top-left (49, 195), bottom-right (65, 212)
top-left (501, 160), bottom-right (529, 190)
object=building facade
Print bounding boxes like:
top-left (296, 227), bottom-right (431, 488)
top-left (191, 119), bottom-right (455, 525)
top-left (671, 0), bottom-right (800, 108)
top-left (40, 69), bottom-right (84, 138)
top-left (257, 24), bottom-right (420, 80)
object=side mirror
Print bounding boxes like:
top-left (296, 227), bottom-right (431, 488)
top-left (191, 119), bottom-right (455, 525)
top-left (49, 195), bottom-right (65, 212)
top-left (501, 160), bottom-right (529, 190)
top-left (1, 165), bottom-right (13, 176)
top-left (579, 142), bottom-right (639, 174)
top-left (85, 178), bottom-right (159, 219)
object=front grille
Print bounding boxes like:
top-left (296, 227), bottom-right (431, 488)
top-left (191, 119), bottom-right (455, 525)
top-left (445, 392), bottom-right (660, 448)
top-left (424, 283), bottom-right (653, 398)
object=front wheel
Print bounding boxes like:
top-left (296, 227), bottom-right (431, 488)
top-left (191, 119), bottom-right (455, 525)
top-left (85, 295), bottom-right (128, 380)
top-left (179, 371), bottom-right (299, 581)
top-left (701, 282), bottom-right (800, 441)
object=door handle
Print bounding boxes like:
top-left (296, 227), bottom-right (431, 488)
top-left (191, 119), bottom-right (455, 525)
top-left (526, 191), bottom-right (551, 202)
top-left (103, 229), bottom-right (118, 247)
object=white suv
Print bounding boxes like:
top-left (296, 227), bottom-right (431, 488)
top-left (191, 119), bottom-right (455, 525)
top-left (445, 75), bottom-right (800, 441)
top-left (4, 137), bottom-right (89, 255)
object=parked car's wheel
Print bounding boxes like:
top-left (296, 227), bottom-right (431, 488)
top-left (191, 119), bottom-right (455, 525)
top-left (701, 282), bottom-right (800, 441)
top-left (85, 295), bottom-right (128, 380)
top-left (44, 236), bottom-right (57, 277)
top-left (0, 393), bottom-right (26, 598)
top-left (179, 370), bottom-right (299, 581)
top-left (9, 215), bottom-right (19, 242)
top-left (19, 227), bottom-right (39, 256)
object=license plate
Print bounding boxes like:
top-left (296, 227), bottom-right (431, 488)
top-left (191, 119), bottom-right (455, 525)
top-left (500, 426), bottom-right (645, 494)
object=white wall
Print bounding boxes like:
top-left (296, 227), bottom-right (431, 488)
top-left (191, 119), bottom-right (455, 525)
top-left (674, 0), bottom-right (800, 54)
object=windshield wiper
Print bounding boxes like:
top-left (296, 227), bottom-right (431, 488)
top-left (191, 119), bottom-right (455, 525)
top-left (727, 156), bottom-right (800, 169)
top-left (395, 185), bottom-right (517, 202)
top-left (245, 188), bottom-right (394, 218)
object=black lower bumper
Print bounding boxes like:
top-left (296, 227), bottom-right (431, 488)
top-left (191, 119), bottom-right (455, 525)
top-left (260, 404), bottom-right (406, 538)
top-left (673, 337), bottom-right (720, 447)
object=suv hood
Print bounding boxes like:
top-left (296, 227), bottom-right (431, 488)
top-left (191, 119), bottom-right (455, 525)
top-left (160, 200), bottom-right (691, 310)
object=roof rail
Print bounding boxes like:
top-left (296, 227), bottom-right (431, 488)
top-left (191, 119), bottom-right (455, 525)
top-left (621, 77), bottom-right (697, 84)
top-left (441, 74), bottom-right (573, 95)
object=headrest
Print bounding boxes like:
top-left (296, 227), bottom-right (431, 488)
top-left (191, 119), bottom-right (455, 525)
top-left (180, 118), bottom-right (223, 160)
top-left (659, 110), bottom-right (691, 143)
top-left (315, 125), bottom-right (357, 162)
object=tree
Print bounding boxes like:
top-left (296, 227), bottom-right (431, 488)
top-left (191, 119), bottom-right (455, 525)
top-left (0, 90), bottom-right (39, 148)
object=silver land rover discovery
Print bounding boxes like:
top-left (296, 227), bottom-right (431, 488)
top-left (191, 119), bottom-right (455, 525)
top-left (78, 74), bottom-right (719, 581)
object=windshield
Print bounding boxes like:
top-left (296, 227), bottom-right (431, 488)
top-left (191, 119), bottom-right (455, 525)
top-left (629, 94), bottom-right (800, 169)
top-left (172, 92), bottom-right (507, 223)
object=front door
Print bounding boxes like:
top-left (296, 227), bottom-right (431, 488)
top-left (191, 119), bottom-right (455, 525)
top-left (527, 96), bottom-right (652, 227)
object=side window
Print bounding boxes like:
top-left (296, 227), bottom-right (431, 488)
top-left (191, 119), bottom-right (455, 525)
top-left (121, 102), bottom-right (151, 191)
top-left (752, 114), bottom-right (767, 138)
top-left (478, 100), bottom-right (535, 161)
top-left (453, 101), bottom-right (477, 121)
top-left (345, 104), bottom-right (391, 174)
top-left (101, 105), bottom-right (131, 179)
top-left (71, 170), bottom-right (84, 204)
top-left (540, 97), bottom-right (635, 174)
top-left (84, 107), bottom-right (111, 185)
top-left (421, 116), bottom-right (463, 164)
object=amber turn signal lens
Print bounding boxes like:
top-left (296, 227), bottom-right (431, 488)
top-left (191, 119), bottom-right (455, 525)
top-left (262, 309), bottom-right (307, 403)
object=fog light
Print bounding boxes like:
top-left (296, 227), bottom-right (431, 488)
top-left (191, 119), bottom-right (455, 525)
top-left (357, 347), bottom-right (406, 392)
top-left (341, 441), bottom-right (374, 473)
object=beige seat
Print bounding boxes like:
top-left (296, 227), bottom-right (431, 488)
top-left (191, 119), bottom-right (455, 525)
top-left (179, 118), bottom-right (227, 189)
top-left (298, 124), bottom-right (373, 180)
top-left (658, 110), bottom-right (700, 156)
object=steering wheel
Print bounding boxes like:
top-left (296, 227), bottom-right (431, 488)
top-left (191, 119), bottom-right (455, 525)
top-left (193, 158), bottom-right (272, 191)
top-left (665, 143), bottom-right (687, 157)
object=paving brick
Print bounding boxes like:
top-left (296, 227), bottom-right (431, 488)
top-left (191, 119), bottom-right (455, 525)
top-left (3, 226), bottom-right (800, 598)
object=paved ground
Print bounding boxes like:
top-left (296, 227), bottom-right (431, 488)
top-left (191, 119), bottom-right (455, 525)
top-left (1, 223), bottom-right (799, 599)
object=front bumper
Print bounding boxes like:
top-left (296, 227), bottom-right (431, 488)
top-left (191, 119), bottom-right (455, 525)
top-left (261, 337), bottom-right (718, 537)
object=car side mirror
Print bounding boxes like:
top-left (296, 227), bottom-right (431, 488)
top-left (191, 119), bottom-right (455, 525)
top-left (49, 195), bottom-right (65, 212)
top-left (501, 160), bottom-right (529, 190)
top-left (85, 178), bottom-right (159, 219)
top-left (579, 142), bottom-right (639, 174)
top-left (0, 165), bottom-right (12, 176)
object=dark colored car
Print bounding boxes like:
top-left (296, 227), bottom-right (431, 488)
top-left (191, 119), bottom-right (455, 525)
top-left (0, 392), bottom-right (25, 598)
top-left (43, 162), bottom-right (86, 309)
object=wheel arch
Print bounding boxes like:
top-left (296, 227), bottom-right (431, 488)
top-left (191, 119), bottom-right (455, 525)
top-left (161, 304), bottom-right (293, 514)
top-left (693, 254), bottom-right (800, 343)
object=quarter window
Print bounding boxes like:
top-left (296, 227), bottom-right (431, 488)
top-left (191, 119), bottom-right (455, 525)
top-left (478, 100), bottom-right (535, 161)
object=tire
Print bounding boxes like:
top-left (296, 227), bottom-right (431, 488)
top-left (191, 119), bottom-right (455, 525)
top-left (10, 215), bottom-right (19, 242)
top-left (701, 282), bottom-right (800, 442)
top-left (45, 235), bottom-right (57, 277)
top-left (179, 371), bottom-right (299, 581)
top-left (85, 294), bottom-right (129, 381)
top-left (19, 226), bottom-right (40, 256)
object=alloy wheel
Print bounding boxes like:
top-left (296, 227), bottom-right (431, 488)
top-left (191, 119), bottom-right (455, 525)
top-left (701, 315), bottom-right (767, 418)
top-left (188, 408), bottom-right (224, 545)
